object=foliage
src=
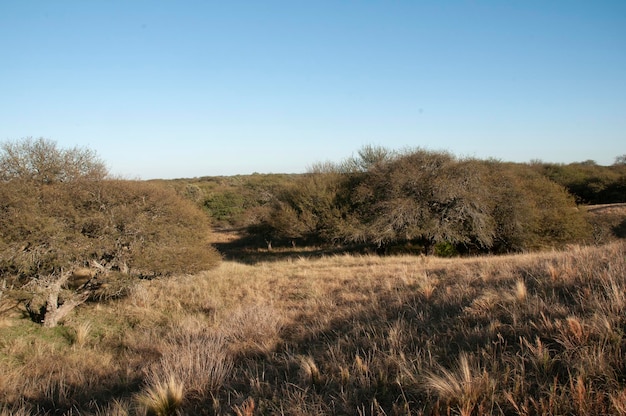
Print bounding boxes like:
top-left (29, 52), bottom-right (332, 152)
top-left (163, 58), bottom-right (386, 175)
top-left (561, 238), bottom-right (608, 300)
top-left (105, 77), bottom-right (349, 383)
top-left (532, 160), bottom-right (626, 204)
top-left (433, 241), bottom-right (458, 257)
top-left (342, 151), bottom-right (498, 249)
top-left (0, 179), bottom-right (219, 281)
top-left (487, 162), bottom-right (592, 252)
top-left (165, 174), bottom-right (297, 228)
top-left (261, 147), bottom-right (592, 253)
top-left (0, 137), bottom-right (107, 183)
top-left (264, 169), bottom-right (348, 243)
top-left (203, 191), bottom-right (246, 223)
top-left (0, 138), bottom-right (220, 298)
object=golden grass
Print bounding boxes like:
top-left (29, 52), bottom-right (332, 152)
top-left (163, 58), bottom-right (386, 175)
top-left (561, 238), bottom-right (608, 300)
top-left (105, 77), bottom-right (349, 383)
top-left (424, 352), bottom-right (496, 415)
top-left (1, 241), bottom-right (626, 414)
top-left (136, 375), bottom-right (184, 416)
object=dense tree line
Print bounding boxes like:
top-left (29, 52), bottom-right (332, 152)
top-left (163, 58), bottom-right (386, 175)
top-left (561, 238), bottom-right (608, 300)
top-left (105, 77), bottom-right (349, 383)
top-left (531, 156), bottom-right (626, 204)
top-left (260, 147), bottom-right (592, 254)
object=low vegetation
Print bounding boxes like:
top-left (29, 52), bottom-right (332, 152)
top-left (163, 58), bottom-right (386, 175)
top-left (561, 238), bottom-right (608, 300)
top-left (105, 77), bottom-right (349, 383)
top-left (257, 147), bottom-right (592, 253)
top-left (1, 238), bottom-right (626, 414)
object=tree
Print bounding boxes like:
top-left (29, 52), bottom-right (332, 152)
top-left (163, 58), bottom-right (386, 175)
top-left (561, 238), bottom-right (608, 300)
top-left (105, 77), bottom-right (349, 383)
top-left (263, 146), bottom-right (592, 253)
top-left (0, 137), bottom-right (107, 183)
top-left (342, 150), bottom-right (496, 250)
top-left (1, 139), bottom-right (220, 326)
top-left (614, 155), bottom-right (626, 166)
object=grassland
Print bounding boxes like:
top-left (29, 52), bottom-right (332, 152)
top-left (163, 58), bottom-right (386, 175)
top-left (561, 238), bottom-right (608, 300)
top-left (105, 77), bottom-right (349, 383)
top-left (2, 225), bottom-right (626, 415)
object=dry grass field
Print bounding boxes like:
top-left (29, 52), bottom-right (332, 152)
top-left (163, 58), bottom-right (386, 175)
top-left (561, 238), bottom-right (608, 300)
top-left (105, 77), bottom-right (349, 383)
top-left (2, 236), bottom-right (626, 415)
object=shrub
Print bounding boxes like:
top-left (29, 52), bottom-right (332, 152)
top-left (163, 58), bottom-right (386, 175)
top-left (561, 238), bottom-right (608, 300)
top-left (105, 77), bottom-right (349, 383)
top-left (263, 167), bottom-right (348, 244)
top-left (533, 159), bottom-right (626, 204)
top-left (263, 147), bottom-right (592, 253)
top-left (0, 139), bottom-right (220, 325)
top-left (434, 241), bottom-right (459, 257)
top-left (488, 162), bottom-right (592, 251)
top-left (203, 191), bottom-right (245, 224)
top-left (0, 179), bottom-right (220, 280)
top-left (0, 137), bottom-right (107, 183)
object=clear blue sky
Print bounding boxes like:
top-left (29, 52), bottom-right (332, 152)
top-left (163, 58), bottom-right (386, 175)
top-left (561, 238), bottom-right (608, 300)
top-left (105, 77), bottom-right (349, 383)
top-left (1, 1), bottom-right (625, 179)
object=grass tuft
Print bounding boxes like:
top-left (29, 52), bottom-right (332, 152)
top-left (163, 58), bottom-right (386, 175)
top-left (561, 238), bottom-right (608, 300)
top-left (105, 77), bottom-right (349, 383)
top-left (136, 375), bottom-right (184, 416)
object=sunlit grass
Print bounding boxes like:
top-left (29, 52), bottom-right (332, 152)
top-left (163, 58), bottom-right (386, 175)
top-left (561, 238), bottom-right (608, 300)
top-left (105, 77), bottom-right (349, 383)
top-left (1, 241), bottom-right (625, 414)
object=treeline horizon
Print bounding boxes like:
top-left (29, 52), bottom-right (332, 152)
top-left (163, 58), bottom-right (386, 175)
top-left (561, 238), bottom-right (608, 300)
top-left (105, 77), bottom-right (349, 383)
top-left (185, 151), bottom-right (626, 205)
top-left (174, 146), bottom-right (626, 255)
top-left (2, 137), bottom-right (624, 265)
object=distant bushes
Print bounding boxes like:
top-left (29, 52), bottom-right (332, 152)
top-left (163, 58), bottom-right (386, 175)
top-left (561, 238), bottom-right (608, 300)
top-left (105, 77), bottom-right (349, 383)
top-left (262, 147), bottom-right (592, 253)
top-left (532, 158), bottom-right (626, 204)
top-left (0, 139), bottom-right (220, 283)
top-left (167, 174), bottom-right (296, 228)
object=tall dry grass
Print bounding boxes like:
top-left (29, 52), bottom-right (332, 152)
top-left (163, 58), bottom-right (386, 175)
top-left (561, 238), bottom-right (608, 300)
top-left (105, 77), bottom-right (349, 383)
top-left (1, 241), bottom-right (625, 414)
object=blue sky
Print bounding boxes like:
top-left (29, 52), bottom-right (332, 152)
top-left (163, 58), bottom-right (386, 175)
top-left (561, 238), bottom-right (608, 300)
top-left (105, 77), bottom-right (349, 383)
top-left (1, 1), bottom-right (624, 179)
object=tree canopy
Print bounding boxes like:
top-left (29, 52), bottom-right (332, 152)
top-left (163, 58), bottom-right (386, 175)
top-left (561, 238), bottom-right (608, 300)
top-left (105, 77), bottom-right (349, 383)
top-left (0, 137), bottom-right (107, 183)
top-left (262, 147), bottom-right (592, 253)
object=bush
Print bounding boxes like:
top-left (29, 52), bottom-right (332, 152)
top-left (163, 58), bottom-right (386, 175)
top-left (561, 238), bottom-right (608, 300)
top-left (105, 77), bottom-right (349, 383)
top-left (0, 180), bottom-right (220, 280)
top-left (434, 241), bottom-right (459, 257)
top-left (342, 151), bottom-right (497, 249)
top-left (262, 147), bottom-right (592, 253)
top-left (0, 138), bottom-right (220, 284)
top-left (533, 160), bottom-right (626, 204)
top-left (487, 162), bottom-right (592, 252)
top-left (0, 137), bottom-right (107, 183)
top-left (263, 167), bottom-right (348, 244)
top-left (203, 192), bottom-right (245, 224)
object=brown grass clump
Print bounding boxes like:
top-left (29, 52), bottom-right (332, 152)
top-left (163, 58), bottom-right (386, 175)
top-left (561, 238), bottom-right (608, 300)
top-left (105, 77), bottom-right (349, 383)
top-left (136, 375), bottom-right (184, 416)
top-left (424, 353), bottom-right (496, 415)
top-left (147, 329), bottom-right (233, 402)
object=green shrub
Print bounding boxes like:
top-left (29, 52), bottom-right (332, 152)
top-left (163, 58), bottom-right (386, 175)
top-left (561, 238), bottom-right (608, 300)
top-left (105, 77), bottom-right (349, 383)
top-left (532, 160), bottom-right (626, 204)
top-left (203, 192), bottom-right (245, 224)
top-left (434, 241), bottom-right (459, 257)
top-left (488, 162), bottom-right (592, 251)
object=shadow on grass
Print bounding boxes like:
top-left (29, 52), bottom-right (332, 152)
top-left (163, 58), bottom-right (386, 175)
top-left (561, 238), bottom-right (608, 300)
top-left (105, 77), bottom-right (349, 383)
top-left (212, 229), bottom-right (375, 264)
top-left (8, 374), bottom-right (143, 416)
top-left (224, 274), bottom-right (519, 414)
top-left (614, 218), bottom-right (626, 238)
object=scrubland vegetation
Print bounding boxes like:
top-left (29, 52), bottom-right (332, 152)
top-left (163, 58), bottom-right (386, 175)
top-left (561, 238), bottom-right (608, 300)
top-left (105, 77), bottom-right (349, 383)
top-left (1, 138), bottom-right (626, 415)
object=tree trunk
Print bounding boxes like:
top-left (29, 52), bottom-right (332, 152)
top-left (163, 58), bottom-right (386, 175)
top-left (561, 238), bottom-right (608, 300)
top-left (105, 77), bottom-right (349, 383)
top-left (42, 290), bottom-right (89, 328)
top-left (25, 271), bottom-right (89, 327)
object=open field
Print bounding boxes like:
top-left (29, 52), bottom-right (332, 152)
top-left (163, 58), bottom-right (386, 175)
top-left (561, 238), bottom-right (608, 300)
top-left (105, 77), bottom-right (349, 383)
top-left (2, 237), bottom-right (626, 415)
